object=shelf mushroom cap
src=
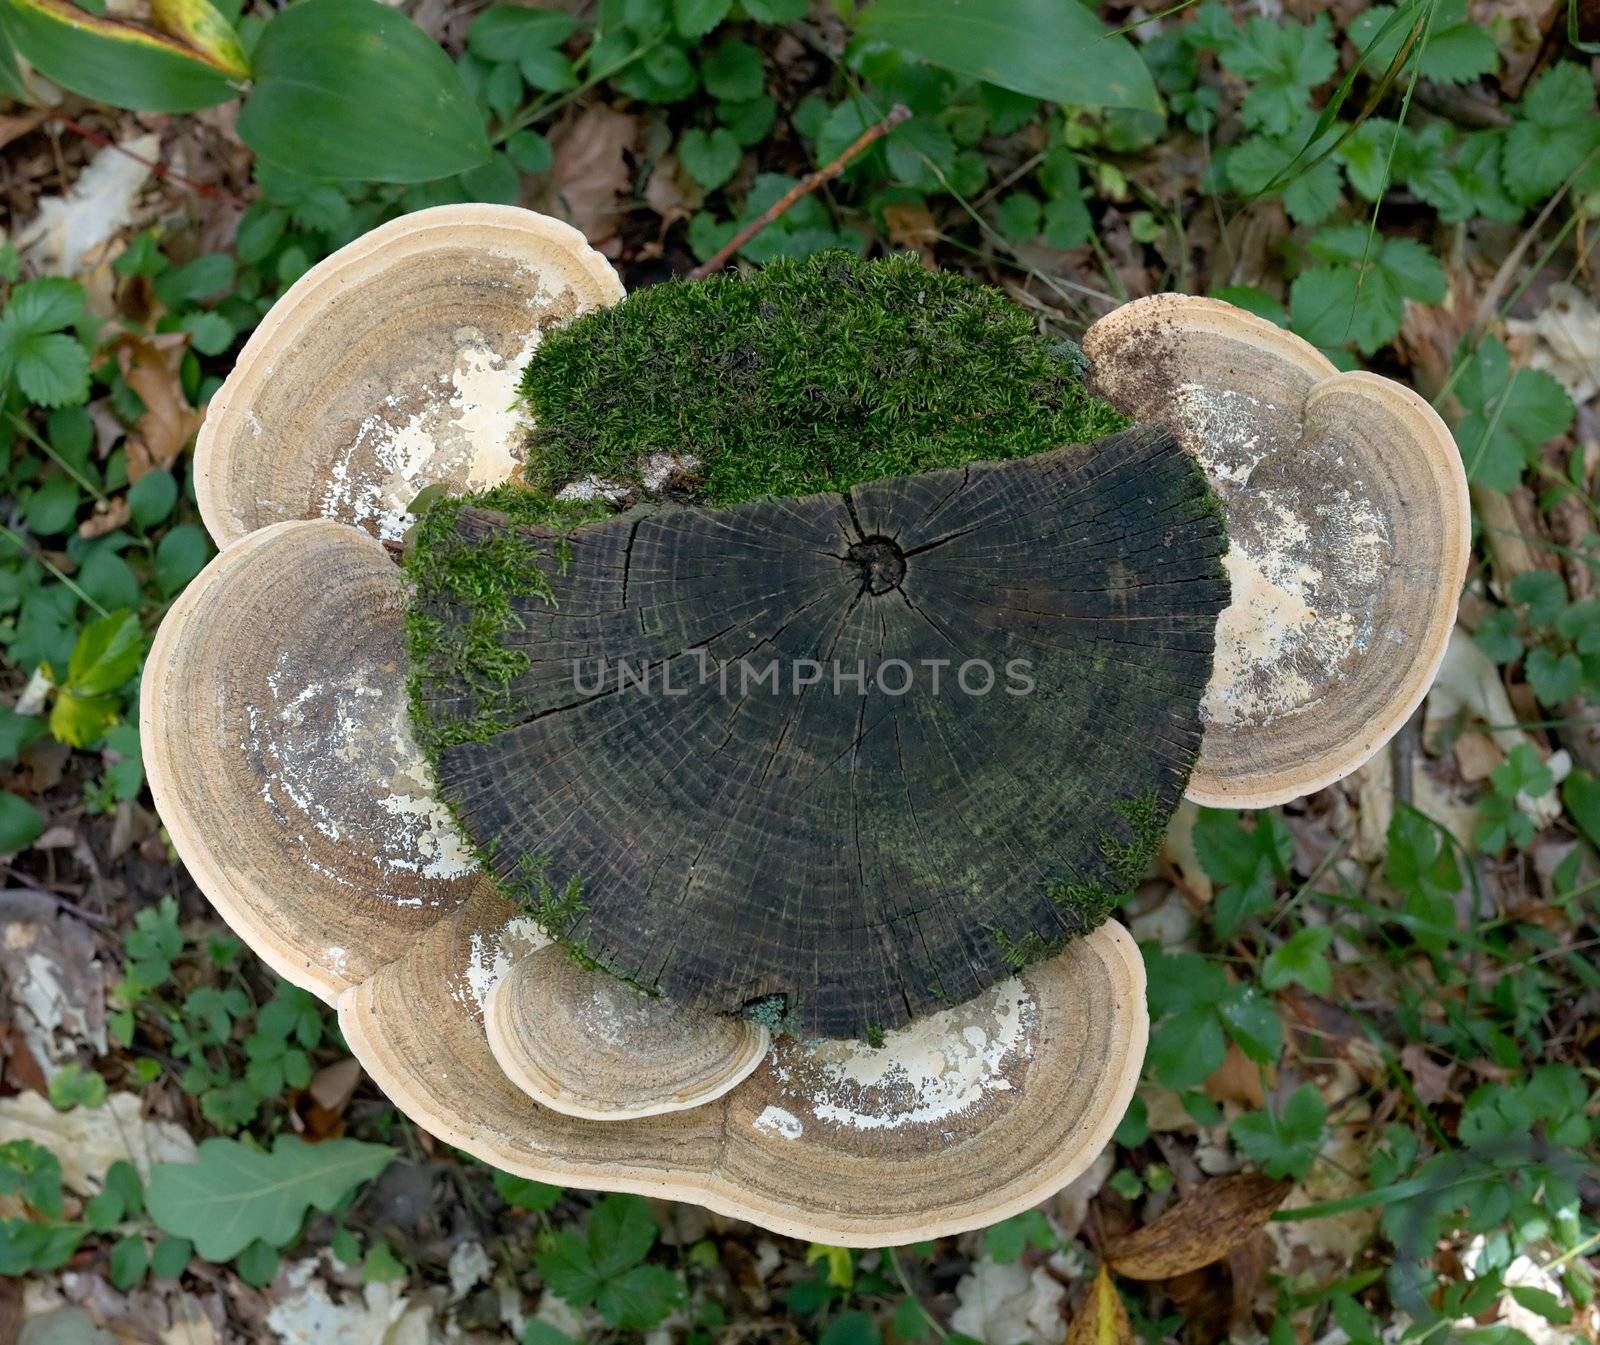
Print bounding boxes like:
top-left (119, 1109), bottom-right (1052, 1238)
top-left (411, 424), bottom-right (1227, 1038)
top-left (140, 518), bottom-right (486, 1000)
top-left (194, 204), bottom-right (623, 549)
top-left (339, 889), bottom-right (1146, 1246)
top-left (485, 946), bottom-right (770, 1120)
top-left (1082, 294), bottom-right (1470, 809)
top-left (143, 518), bottom-right (1147, 1242)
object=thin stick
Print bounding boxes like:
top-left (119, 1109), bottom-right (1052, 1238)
top-left (687, 103), bottom-right (911, 280)
top-left (50, 115), bottom-right (245, 207)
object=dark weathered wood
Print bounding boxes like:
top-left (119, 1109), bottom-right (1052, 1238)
top-left (414, 426), bottom-right (1229, 1037)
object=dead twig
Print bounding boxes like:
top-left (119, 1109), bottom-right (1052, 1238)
top-left (687, 103), bottom-right (911, 280)
top-left (50, 114), bottom-right (246, 207)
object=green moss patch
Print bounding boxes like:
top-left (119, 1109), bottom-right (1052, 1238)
top-left (403, 483), bottom-right (611, 756)
top-left (518, 250), bottom-right (1131, 507)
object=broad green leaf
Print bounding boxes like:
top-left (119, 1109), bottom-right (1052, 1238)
top-left (239, 0), bottom-right (492, 183)
top-left (1218, 14), bottom-right (1336, 136)
top-left (467, 4), bottom-right (577, 58)
top-left (1562, 769), bottom-right (1600, 848)
top-left (1261, 925), bottom-right (1333, 993)
top-left (0, 792), bottom-right (43, 853)
top-left (699, 38), bottom-right (763, 100)
top-left (679, 126), bottom-right (742, 189)
top-left (50, 688), bottom-right (120, 746)
top-left (0, 0), bottom-right (239, 111)
top-left (672, 0), bottom-right (729, 38)
top-left (156, 524), bottom-right (213, 596)
top-left (854, 0), bottom-right (1159, 114)
top-left (146, 1135), bottom-right (395, 1261)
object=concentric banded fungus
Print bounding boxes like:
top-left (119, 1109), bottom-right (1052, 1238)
top-left (140, 519), bottom-right (484, 999)
top-left (408, 425), bottom-right (1229, 1038)
top-left (340, 891), bottom-right (1145, 1245)
top-left (485, 947), bottom-right (770, 1119)
top-left (1083, 294), bottom-right (1470, 809)
top-left (194, 204), bottom-right (622, 548)
top-left (144, 512), bottom-right (1147, 1241)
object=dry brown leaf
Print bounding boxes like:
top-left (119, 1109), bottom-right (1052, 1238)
top-left (542, 105), bottom-right (638, 254)
top-left (110, 331), bottom-right (206, 479)
top-left (79, 496), bottom-right (131, 540)
top-left (1107, 1172), bottom-right (1292, 1281)
top-left (1065, 1266), bottom-right (1134, 1345)
top-left (1204, 1041), bottom-right (1267, 1109)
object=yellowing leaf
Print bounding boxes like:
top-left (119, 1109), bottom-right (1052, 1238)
top-left (805, 1242), bottom-right (854, 1289)
top-left (0, 0), bottom-right (240, 111)
top-left (1064, 1267), bottom-right (1134, 1345)
top-left (150, 0), bottom-right (249, 79)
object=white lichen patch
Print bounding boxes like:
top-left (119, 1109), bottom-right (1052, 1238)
top-left (459, 918), bottom-right (550, 1016)
top-left (1173, 382), bottom-right (1390, 727)
top-left (753, 1105), bottom-right (804, 1140)
top-left (764, 980), bottom-right (1036, 1135)
top-left (246, 649), bottom-right (475, 904)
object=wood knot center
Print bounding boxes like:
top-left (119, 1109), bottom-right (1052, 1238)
top-left (846, 535), bottom-right (907, 595)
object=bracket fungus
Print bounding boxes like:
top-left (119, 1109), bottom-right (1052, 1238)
top-left (485, 947), bottom-right (771, 1120)
top-left (1083, 295), bottom-right (1470, 808)
top-left (144, 205), bottom-right (1465, 1243)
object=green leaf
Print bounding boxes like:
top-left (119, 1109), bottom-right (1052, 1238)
top-left (672, 0), bottom-right (729, 38)
top-left (1504, 63), bottom-right (1600, 204)
top-left (67, 608), bottom-right (143, 696)
top-left (718, 94), bottom-right (776, 147)
top-left (1230, 1083), bottom-right (1326, 1178)
top-left (818, 1310), bottom-right (882, 1345)
top-left (5, 276), bottom-right (86, 332)
top-left (23, 475), bottom-right (80, 534)
top-left (156, 523), bottom-right (213, 596)
top-left (1217, 983), bottom-right (1282, 1063)
top-left (679, 126), bottom-right (742, 189)
top-left (522, 1324), bottom-right (575, 1345)
top-left (493, 1170), bottom-right (563, 1211)
top-left (993, 191), bottom-right (1041, 242)
top-left (0, 793), bottom-right (43, 853)
top-left (467, 5), bottom-right (577, 58)
top-left (0, 0), bottom-right (240, 111)
top-left (535, 1231), bottom-right (603, 1306)
top-left (150, 1235), bottom-right (192, 1279)
top-left (742, 0), bottom-right (806, 18)
top-left (1349, 0), bottom-right (1495, 85)
top-left (854, 0), bottom-right (1160, 114)
top-left (154, 251), bottom-right (234, 307)
top-left (239, 0), bottom-right (492, 183)
top-left (1261, 925), bottom-right (1333, 993)
top-left (519, 45), bottom-right (575, 91)
top-left (1218, 14), bottom-right (1336, 136)
top-left (1562, 769), bottom-right (1600, 848)
top-left (235, 1237), bottom-right (279, 1287)
top-left (128, 470), bottom-right (179, 528)
top-left (109, 1234), bottom-right (148, 1289)
top-left (50, 688), bottom-right (120, 748)
top-left (1146, 1005), bottom-right (1225, 1089)
top-left (79, 550), bottom-right (140, 612)
top-left (595, 1263), bottom-right (685, 1329)
top-left (0, 707), bottom-right (47, 762)
top-left (700, 38), bottom-right (763, 100)
top-left (505, 130), bottom-right (554, 174)
top-left (145, 1135), bottom-right (395, 1261)
top-left (587, 1193), bottom-right (657, 1277)
top-left (361, 1240), bottom-right (406, 1283)
top-left (1527, 648), bottom-right (1582, 706)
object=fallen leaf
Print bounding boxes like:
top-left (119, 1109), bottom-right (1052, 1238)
top-left (541, 105), bottom-right (637, 253)
top-left (0, 1091), bottom-right (196, 1193)
top-left (1064, 1267), bottom-right (1133, 1345)
top-left (308, 1057), bottom-right (362, 1112)
top-left (108, 331), bottom-right (206, 479)
top-left (1204, 1041), bottom-right (1267, 1109)
top-left (1108, 1172), bottom-right (1292, 1281)
top-left (16, 133), bottom-right (159, 278)
top-left (78, 496), bottom-right (131, 540)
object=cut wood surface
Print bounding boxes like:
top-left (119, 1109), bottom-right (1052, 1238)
top-left (413, 425), bottom-right (1229, 1037)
